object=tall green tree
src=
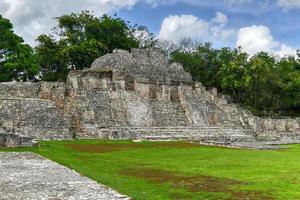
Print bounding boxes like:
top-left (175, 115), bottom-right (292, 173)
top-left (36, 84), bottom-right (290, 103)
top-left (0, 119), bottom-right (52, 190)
top-left (171, 43), bottom-right (221, 88)
top-left (246, 52), bottom-right (278, 111)
top-left (218, 48), bottom-right (249, 102)
top-left (276, 55), bottom-right (300, 113)
top-left (0, 15), bottom-right (39, 82)
top-left (36, 11), bottom-right (143, 81)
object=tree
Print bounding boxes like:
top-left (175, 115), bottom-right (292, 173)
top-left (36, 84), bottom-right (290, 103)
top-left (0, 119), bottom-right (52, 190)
top-left (134, 26), bottom-right (157, 48)
top-left (276, 55), bottom-right (300, 114)
top-left (0, 15), bottom-right (39, 82)
top-left (170, 41), bottom-right (299, 116)
top-left (217, 48), bottom-right (249, 102)
top-left (171, 42), bottom-right (221, 88)
top-left (244, 52), bottom-right (278, 112)
top-left (36, 11), bottom-right (145, 80)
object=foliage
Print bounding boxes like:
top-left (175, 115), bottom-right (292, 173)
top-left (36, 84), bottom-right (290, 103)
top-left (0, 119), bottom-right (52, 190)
top-left (171, 43), bottom-right (300, 116)
top-left (35, 11), bottom-right (144, 81)
top-left (171, 43), bottom-right (221, 88)
top-left (0, 15), bottom-right (39, 82)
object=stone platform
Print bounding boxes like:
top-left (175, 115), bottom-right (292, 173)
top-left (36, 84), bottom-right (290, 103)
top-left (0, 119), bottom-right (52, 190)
top-left (0, 152), bottom-right (130, 200)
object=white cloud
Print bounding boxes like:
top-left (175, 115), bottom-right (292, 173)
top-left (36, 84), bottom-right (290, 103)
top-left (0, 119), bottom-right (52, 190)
top-left (1, 0), bottom-right (297, 56)
top-left (0, 0), bottom-right (139, 46)
top-left (227, 0), bottom-right (252, 6)
top-left (277, 0), bottom-right (300, 9)
top-left (1, 1), bottom-right (237, 47)
top-left (236, 25), bottom-right (277, 54)
top-left (145, 0), bottom-right (169, 7)
top-left (236, 25), bottom-right (296, 57)
top-left (212, 12), bottom-right (228, 25)
top-left (158, 15), bottom-right (210, 42)
top-left (134, 29), bottom-right (154, 47)
top-left (143, 0), bottom-right (253, 7)
top-left (158, 12), bottom-right (235, 46)
top-left (277, 44), bottom-right (297, 57)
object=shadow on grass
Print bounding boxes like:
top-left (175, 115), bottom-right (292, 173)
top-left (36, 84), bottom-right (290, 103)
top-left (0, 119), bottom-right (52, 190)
top-left (121, 168), bottom-right (274, 200)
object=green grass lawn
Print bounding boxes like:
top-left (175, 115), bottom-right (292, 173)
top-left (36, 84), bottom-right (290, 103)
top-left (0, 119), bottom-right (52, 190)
top-left (2, 140), bottom-right (300, 200)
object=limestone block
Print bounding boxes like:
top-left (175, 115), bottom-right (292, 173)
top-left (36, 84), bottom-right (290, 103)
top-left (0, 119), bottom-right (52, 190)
top-left (134, 82), bottom-right (150, 99)
top-left (286, 119), bottom-right (299, 132)
top-left (261, 119), bottom-right (275, 131)
top-left (0, 82), bottom-right (39, 98)
top-left (274, 119), bottom-right (286, 132)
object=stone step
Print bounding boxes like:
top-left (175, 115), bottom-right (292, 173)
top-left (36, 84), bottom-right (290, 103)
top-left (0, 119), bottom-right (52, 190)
top-left (131, 131), bottom-right (247, 135)
top-left (99, 126), bottom-right (252, 133)
top-left (139, 134), bottom-right (254, 142)
top-left (141, 135), bottom-right (190, 141)
top-left (101, 126), bottom-right (222, 129)
top-left (101, 131), bottom-right (249, 136)
top-left (137, 132), bottom-right (253, 137)
top-left (98, 126), bottom-right (255, 142)
top-left (150, 101), bottom-right (188, 126)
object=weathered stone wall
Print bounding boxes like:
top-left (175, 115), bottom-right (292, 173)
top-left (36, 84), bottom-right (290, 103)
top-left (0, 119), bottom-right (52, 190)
top-left (0, 82), bottom-right (39, 98)
top-left (0, 82), bottom-right (71, 140)
top-left (0, 48), bottom-right (299, 145)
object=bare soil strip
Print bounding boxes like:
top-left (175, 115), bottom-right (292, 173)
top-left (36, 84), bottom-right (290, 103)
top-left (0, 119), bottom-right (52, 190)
top-left (121, 168), bottom-right (273, 200)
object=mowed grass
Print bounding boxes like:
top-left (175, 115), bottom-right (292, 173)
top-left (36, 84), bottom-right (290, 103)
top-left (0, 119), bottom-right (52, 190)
top-left (3, 140), bottom-right (300, 200)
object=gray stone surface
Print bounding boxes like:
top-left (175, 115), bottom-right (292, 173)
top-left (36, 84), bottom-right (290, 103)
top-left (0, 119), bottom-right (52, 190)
top-left (0, 152), bottom-right (130, 200)
top-left (0, 98), bottom-right (71, 140)
top-left (91, 48), bottom-right (192, 83)
top-left (0, 134), bottom-right (38, 148)
top-left (0, 48), bottom-right (299, 147)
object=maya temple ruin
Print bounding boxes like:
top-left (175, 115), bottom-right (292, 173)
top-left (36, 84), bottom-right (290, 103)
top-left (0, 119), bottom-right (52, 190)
top-left (0, 48), bottom-right (299, 148)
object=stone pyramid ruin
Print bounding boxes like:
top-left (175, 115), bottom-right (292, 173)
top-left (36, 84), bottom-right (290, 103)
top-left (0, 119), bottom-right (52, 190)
top-left (0, 48), bottom-right (299, 148)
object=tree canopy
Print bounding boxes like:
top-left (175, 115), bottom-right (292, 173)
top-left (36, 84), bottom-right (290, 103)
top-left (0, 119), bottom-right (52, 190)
top-left (35, 11), bottom-right (144, 81)
top-left (171, 43), bottom-right (300, 116)
top-left (0, 15), bottom-right (39, 82)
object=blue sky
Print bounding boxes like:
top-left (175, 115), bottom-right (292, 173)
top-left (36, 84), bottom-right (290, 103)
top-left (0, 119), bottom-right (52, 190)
top-left (118, 0), bottom-right (300, 49)
top-left (1, 0), bottom-right (300, 56)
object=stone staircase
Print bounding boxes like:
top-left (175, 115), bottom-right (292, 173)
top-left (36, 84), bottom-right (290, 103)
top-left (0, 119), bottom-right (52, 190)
top-left (182, 87), bottom-right (253, 130)
top-left (87, 90), bottom-right (114, 127)
top-left (98, 126), bottom-right (255, 144)
top-left (150, 101), bottom-right (188, 126)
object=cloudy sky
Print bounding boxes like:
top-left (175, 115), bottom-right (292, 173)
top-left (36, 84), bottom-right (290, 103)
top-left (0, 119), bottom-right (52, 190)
top-left (1, 0), bottom-right (300, 56)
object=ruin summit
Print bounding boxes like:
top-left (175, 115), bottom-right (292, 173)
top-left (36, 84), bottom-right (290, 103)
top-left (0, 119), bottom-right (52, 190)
top-left (0, 48), bottom-right (299, 148)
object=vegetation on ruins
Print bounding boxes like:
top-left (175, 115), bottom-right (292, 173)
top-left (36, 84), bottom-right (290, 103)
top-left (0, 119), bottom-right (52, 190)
top-left (0, 12), bottom-right (299, 116)
top-left (4, 140), bottom-right (300, 200)
top-left (171, 43), bottom-right (300, 116)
